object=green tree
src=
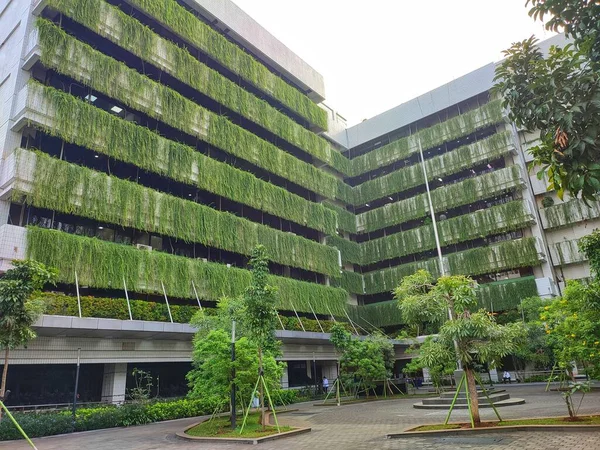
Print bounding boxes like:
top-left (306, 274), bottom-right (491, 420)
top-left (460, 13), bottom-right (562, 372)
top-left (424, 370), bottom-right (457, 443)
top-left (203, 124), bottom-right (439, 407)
top-left (329, 324), bottom-right (394, 397)
top-left (494, 1), bottom-right (600, 201)
top-left (0, 260), bottom-right (58, 413)
top-left (404, 336), bottom-right (455, 393)
top-left (241, 245), bottom-right (279, 429)
top-left (542, 281), bottom-right (600, 381)
top-left (187, 329), bottom-right (283, 413)
top-left (395, 271), bottom-right (526, 425)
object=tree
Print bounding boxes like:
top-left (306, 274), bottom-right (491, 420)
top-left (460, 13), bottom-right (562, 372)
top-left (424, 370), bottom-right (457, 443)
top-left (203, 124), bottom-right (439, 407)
top-left (329, 324), bottom-right (394, 397)
top-left (494, 1), bottom-right (600, 201)
top-left (0, 260), bottom-right (58, 415)
top-left (395, 270), bottom-right (526, 425)
top-left (404, 336), bottom-right (455, 393)
top-left (241, 245), bottom-right (279, 429)
top-left (187, 329), bottom-right (283, 413)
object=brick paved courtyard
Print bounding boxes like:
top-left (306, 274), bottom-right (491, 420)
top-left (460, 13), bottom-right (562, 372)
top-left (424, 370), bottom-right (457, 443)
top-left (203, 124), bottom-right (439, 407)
top-left (2, 384), bottom-right (600, 449)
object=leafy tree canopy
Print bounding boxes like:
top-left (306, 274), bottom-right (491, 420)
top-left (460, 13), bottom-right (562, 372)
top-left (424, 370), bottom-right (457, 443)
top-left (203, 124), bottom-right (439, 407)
top-left (329, 324), bottom-right (394, 395)
top-left (494, 1), bottom-right (600, 201)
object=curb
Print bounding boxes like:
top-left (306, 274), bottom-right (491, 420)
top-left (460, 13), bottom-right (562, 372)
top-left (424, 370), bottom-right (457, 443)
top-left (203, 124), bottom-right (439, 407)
top-left (387, 417), bottom-right (600, 438)
top-left (177, 409), bottom-right (311, 444)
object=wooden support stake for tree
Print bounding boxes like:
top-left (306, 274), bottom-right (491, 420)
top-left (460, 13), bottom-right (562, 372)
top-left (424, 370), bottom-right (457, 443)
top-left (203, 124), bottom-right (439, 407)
top-left (343, 309), bottom-right (359, 335)
top-left (474, 372), bottom-right (501, 421)
top-left (444, 372), bottom-right (465, 425)
top-left (464, 371), bottom-right (475, 429)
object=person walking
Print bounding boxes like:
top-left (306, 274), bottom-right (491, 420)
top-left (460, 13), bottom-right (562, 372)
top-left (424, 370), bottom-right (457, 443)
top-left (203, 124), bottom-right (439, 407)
top-left (323, 376), bottom-right (329, 394)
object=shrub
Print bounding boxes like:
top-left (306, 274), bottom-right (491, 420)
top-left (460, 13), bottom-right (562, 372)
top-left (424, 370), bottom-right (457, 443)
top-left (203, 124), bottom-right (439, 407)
top-left (0, 398), bottom-right (218, 441)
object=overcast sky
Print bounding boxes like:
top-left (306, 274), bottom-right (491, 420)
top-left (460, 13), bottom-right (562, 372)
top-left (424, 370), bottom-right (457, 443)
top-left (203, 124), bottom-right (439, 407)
top-left (232, 0), bottom-right (555, 127)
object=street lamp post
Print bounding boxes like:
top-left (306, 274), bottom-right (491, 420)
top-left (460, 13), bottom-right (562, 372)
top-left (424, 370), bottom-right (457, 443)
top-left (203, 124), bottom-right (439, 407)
top-left (417, 138), bottom-right (463, 371)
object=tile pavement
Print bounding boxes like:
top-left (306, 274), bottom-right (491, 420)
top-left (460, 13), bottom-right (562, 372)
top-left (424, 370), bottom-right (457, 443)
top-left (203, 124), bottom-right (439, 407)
top-left (1, 384), bottom-right (600, 449)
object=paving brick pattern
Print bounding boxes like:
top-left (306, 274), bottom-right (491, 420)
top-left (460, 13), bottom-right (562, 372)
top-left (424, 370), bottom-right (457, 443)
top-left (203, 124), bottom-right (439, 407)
top-left (2, 384), bottom-right (600, 449)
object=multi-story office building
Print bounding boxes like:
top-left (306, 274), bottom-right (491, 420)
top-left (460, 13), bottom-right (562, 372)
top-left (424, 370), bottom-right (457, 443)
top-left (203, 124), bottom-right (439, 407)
top-left (0, 1), bottom-right (592, 404)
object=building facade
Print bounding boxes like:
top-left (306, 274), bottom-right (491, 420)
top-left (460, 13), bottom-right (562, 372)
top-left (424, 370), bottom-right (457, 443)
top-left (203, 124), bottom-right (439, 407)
top-left (0, 0), bottom-right (593, 405)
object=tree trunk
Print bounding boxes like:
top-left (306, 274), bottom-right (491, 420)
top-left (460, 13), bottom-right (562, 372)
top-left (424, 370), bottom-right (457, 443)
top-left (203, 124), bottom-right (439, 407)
top-left (258, 347), bottom-right (265, 431)
top-left (464, 366), bottom-right (481, 426)
top-left (0, 347), bottom-right (9, 421)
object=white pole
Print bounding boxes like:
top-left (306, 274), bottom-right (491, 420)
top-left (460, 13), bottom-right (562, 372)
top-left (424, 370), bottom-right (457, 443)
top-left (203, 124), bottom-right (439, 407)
top-left (417, 138), bottom-right (445, 277)
top-left (276, 313), bottom-right (286, 331)
top-left (343, 309), bottom-right (359, 335)
top-left (290, 304), bottom-right (305, 332)
top-left (160, 281), bottom-right (173, 323)
top-left (74, 271), bottom-right (82, 318)
top-left (309, 303), bottom-right (325, 333)
top-left (191, 280), bottom-right (202, 310)
top-left (418, 137), bottom-right (462, 371)
top-left (123, 277), bottom-right (133, 321)
top-left (326, 304), bottom-right (337, 322)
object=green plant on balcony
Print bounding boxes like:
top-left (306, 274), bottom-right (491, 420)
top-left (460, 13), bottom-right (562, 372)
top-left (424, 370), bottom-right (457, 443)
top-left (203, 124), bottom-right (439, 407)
top-left (36, 20), bottom-right (349, 203)
top-left (44, 0), bottom-right (348, 174)
top-left (26, 227), bottom-right (349, 316)
top-left (28, 83), bottom-right (338, 235)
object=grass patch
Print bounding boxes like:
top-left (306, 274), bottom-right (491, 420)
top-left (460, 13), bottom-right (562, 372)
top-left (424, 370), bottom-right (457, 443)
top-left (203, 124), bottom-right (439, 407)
top-left (186, 413), bottom-right (292, 438)
top-left (497, 415), bottom-right (600, 426)
top-left (411, 415), bottom-right (600, 431)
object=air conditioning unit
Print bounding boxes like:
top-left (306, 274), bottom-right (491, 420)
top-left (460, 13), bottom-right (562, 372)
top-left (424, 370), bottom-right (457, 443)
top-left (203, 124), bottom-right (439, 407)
top-left (135, 244), bottom-right (152, 251)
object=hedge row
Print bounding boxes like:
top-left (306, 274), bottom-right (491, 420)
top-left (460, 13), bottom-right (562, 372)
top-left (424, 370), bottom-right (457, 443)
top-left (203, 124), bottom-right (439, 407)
top-left (0, 397), bottom-right (219, 441)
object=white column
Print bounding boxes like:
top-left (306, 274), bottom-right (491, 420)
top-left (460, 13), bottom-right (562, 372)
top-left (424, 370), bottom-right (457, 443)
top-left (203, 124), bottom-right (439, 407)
top-left (422, 367), bottom-right (431, 384)
top-left (101, 363), bottom-right (127, 404)
top-left (280, 366), bottom-right (289, 389)
top-left (489, 368), bottom-right (499, 383)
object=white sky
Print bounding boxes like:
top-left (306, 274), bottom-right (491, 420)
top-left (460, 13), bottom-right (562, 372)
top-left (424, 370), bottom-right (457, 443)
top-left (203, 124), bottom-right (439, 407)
top-left (232, 0), bottom-right (555, 127)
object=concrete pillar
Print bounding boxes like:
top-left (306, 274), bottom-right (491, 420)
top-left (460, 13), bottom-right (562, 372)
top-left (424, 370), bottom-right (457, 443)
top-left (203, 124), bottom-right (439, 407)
top-left (281, 366), bottom-right (289, 389)
top-left (101, 363), bottom-right (127, 404)
top-left (489, 368), bottom-right (499, 383)
top-left (422, 367), bottom-right (431, 384)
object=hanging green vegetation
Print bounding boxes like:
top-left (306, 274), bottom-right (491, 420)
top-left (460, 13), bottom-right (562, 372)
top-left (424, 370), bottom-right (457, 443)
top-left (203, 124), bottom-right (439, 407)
top-left (349, 300), bottom-right (405, 328)
top-left (475, 276), bottom-right (538, 312)
top-left (356, 166), bottom-right (523, 234)
top-left (109, 0), bottom-right (327, 129)
top-left (363, 259), bottom-right (441, 295)
top-left (25, 227), bottom-right (349, 315)
top-left (330, 270), bottom-right (364, 294)
top-left (540, 198), bottom-right (600, 230)
top-left (551, 240), bottom-right (586, 266)
top-left (35, 20), bottom-right (350, 203)
top-left (446, 237), bottom-right (542, 277)
top-left (323, 202), bottom-right (356, 234)
top-left (17, 149), bottom-right (340, 277)
top-left (44, 0), bottom-right (348, 174)
top-left (326, 235), bottom-right (361, 266)
top-left (361, 200), bottom-right (535, 265)
top-left (349, 100), bottom-right (505, 176)
top-left (362, 237), bottom-right (541, 295)
top-left (353, 131), bottom-right (513, 205)
top-left (28, 82), bottom-right (337, 235)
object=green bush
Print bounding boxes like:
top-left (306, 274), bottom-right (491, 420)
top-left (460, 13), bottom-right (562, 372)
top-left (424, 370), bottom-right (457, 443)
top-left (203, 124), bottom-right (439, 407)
top-left (269, 389), bottom-right (298, 407)
top-left (36, 292), bottom-right (198, 324)
top-left (0, 398), bottom-right (219, 441)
